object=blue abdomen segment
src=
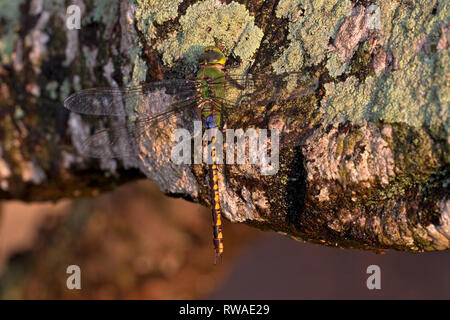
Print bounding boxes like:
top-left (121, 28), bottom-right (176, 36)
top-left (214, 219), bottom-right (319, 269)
top-left (202, 115), bottom-right (217, 129)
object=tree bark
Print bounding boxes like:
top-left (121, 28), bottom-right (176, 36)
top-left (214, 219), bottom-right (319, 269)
top-left (0, 0), bottom-right (448, 252)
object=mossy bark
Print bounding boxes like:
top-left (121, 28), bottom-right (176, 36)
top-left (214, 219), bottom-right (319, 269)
top-left (0, 0), bottom-right (448, 252)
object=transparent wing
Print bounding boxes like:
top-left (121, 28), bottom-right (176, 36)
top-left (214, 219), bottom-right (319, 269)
top-left (215, 72), bottom-right (321, 150)
top-left (65, 72), bottom-right (320, 159)
top-left (78, 99), bottom-right (199, 158)
top-left (216, 72), bottom-right (319, 107)
top-left (64, 79), bottom-right (198, 116)
top-left (64, 79), bottom-right (200, 158)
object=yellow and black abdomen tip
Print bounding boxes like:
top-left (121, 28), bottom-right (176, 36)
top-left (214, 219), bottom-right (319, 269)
top-left (209, 136), bottom-right (224, 264)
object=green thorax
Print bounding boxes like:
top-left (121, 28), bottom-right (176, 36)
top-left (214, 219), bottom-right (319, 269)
top-left (196, 65), bottom-right (225, 128)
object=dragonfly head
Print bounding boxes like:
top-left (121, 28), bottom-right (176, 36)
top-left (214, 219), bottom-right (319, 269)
top-left (198, 46), bottom-right (226, 66)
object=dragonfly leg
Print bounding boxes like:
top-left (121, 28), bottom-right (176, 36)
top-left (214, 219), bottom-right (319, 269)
top-left (222, 63), bottom-right (240, 70)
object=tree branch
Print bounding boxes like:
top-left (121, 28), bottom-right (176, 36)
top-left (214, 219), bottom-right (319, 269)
top-left (0, 0), bottom-right (448, 251)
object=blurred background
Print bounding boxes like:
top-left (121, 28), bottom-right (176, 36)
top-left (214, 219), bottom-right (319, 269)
top-left (0, 180), bottom-right (449, 299)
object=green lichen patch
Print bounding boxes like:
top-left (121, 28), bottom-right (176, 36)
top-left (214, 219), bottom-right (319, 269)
top-left (321, 75), bottom-right (375, 124)
top-left (371, 52), bottom-right (449, 140)
top-left (322, 45), bottom-right (449, 141)
top-left (276, 0), bottom-right (448, 142)
top-left (90, 0), bottom-right (120, 39)
top-left (378, 0), bottom-right (447, 71)
top-left (272, 41), bottom-right (305, 74)
top-left (240, 0), bottom-right (290, 74)
top-left (273, 0), bottom-right (352, 73)
top-left (152, 0), bottom-right (263, 74)
top-left (131, 55), bottom-right (148, 84)
top-left (0, 0), bottom-right (25, 64)
top-left (135, 0), bottom-right (184, 43)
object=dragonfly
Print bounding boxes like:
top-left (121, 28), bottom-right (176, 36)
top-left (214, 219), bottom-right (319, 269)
top-left (64, 46), bottom-right (320, 263)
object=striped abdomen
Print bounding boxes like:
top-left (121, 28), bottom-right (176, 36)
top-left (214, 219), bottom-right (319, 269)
top-left (202, 112), bottom-right (224, 263)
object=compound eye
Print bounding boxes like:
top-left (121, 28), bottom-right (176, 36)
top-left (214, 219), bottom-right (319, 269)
top-left (198, 48), bottom-right (225, 65)
top-left (210, 51), bottom-right (224, 63)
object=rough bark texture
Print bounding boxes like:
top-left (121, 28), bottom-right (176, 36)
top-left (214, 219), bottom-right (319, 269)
top-left (0, 0), bottom-right (448, 252)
